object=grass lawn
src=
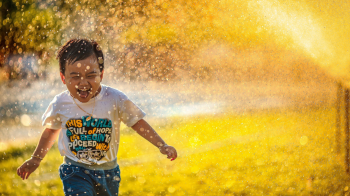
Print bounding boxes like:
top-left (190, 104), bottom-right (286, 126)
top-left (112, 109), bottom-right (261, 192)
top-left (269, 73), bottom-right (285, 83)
top-left (0, 107), bottom-right (349, 196)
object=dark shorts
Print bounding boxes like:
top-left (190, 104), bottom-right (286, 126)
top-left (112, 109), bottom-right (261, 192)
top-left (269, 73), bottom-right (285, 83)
top-left (59, 163), bottom-right (121, 196)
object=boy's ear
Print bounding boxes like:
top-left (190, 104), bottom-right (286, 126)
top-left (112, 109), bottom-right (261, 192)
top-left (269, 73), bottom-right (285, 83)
top-left (100, 70), bottom-right (104, 81)
top-left (60, 72), bottom-right (66, 84)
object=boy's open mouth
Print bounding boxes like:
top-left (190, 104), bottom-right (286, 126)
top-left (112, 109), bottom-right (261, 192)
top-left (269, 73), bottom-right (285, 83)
top-left (77, 88), bottom-right (92, 99)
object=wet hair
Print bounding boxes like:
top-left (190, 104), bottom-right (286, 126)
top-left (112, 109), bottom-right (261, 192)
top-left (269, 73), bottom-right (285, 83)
top-left (56, 38), bottom-right (104, 74)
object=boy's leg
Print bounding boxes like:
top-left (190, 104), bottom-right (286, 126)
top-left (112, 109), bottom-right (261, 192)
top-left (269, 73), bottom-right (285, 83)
top-left (94, 165), bottom-right (121, 196)
top-left (59, 163), bottom-right (96, 196)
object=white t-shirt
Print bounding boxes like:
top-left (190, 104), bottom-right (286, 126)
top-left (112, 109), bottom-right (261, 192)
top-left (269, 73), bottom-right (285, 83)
top-left (42, 84), bottom-right (146, 165)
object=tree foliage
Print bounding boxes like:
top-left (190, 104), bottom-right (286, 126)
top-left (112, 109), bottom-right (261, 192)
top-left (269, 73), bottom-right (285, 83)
top-left (3, 0), bottom-right (336, 81)
top-left (0, 0), bottom-right (61, 64)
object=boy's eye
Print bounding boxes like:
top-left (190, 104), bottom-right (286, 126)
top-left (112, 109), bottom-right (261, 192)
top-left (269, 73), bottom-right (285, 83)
top-left (72, 76), bottom-right (80, 79)
top-left (87, 75), bottom-right (97, 79)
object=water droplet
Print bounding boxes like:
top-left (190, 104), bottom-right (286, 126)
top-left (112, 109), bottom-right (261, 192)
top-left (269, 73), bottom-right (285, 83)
top-left (86, 66), bottom-right (90, 70)
top-left (77, 63), bottom-right (81, 67)
top-left (98, 58), bottom-right (104, 64)
top-left (168, 186), bottom-right (175, 193)
top-left (34, 180), bottom-right (41, 186)
top-left (113, 176), bottom-right (120, 181)
top-left (20, 114), bottom-right (31, 126)
top-left (140, 128), bottom-right (144, 132)
top-left (300, 136), bottom-right (308, 145)
top-left (138, 177), bottom-right (146, 183)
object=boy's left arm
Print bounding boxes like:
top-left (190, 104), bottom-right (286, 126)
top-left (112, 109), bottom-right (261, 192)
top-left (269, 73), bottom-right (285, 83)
top-left (131, 119), bottom-right (177, 161)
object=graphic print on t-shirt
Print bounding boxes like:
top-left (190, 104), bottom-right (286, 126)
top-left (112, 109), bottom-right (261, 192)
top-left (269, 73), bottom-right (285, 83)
top-left (65, 116), bottom-right (112, 163)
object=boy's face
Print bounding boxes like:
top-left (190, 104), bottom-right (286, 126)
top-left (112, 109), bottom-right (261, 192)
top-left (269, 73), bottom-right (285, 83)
top-left (60, 55), bottom-right (104, 103)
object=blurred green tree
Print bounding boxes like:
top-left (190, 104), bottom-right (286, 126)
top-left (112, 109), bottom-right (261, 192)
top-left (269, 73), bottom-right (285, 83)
top-left (0, 0), bottom-right (61, 66)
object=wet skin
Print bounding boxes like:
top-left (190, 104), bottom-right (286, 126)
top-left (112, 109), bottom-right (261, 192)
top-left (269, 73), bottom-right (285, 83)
top-left (60, 55), bottom-right (104, 103)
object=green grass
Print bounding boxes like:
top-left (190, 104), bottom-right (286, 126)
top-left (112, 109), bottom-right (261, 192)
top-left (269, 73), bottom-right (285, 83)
top-left (1, 107), bottom-right (349, 195)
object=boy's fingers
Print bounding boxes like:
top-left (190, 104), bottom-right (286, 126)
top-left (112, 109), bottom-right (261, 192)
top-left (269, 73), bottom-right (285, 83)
top-left (19, 168), bottom-right (26, 180)
top-left (25, 172), bottom-right (31, 180)
top-left (23, 172), bottom-right (28, 180)
top-left (171, 153), bottom-right (177, 161)
top-left (163, 147), bottom-right (177, 160)
top-left (169, 151), bottom-right (177, 159)
top-left (170, 149), bottom-right (177, 161)
top-left (18, 168), bottom-right (23, 177)
top-left (170, 149), bottom-right (176, 157)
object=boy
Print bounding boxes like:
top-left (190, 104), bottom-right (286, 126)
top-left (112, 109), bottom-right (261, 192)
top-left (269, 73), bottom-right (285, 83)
top-left (17, 38), bottom-right (177, 196)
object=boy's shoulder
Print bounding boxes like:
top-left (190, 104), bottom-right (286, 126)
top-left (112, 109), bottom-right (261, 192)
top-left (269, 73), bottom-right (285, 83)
top-left (103, 84), bottom-right (123, 94)
top-left (101, 84), bottom-right (129, 101)
top-left (103, 84), bottom-right (125, 95)
top-left (48, 90), bottom-right (71, 106)
top-left (52, 90), bottom-right (70, 101)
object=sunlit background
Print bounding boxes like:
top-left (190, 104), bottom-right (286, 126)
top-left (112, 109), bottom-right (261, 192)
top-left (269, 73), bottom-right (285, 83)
top-left (1, 0), bottom-right (350, 195)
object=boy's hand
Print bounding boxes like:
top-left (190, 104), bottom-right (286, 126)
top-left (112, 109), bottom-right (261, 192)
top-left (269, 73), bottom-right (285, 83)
top-left (159, 145), bottom-right (177, 161)
top-left (17, 158), bottom-right (41, 180)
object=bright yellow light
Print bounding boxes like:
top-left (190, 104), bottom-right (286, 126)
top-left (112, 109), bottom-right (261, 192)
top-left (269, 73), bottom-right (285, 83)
top-left (165, 0), bottom-right (350, 83)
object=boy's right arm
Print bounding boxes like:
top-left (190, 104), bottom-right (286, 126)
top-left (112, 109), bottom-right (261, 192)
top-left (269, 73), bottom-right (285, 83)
top-left (17, 128), bottom-right (61, 180)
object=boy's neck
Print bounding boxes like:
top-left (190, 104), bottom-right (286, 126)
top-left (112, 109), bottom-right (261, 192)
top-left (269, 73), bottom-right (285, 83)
top-left (92, 85), bottom-right (102, 98)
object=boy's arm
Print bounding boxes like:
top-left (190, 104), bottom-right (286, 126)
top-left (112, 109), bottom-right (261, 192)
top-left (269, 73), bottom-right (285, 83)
top-left (17, 128), bottom-right (61, 180)
top-left (131, 119), bottom-right (177, 161)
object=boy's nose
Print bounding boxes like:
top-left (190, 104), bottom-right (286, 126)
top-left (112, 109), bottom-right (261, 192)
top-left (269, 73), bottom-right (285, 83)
top-left (79, 77), bottom-right (89, 85)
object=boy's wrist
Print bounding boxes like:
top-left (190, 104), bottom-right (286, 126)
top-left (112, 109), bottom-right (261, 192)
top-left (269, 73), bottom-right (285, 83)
top-left (29, 158), bottom-right (42, 165)
top-left (31, 155), bottom-right (43, 161)
top-left (158, 143), bottom-right (168, 150)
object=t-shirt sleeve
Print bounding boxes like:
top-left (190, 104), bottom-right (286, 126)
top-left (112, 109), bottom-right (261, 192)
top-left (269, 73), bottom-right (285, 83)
top-left (42, 96), bottom-right (62, 130)
top-left (118, 93), bottom-right (146, 127)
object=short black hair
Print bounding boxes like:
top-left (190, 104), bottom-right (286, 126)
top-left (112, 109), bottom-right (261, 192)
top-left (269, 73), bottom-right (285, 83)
top-left (56, 38), bottom-right (104, 74)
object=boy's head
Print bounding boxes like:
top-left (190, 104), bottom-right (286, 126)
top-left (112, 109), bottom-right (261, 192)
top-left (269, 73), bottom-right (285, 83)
top-left (57, 38), bottom-right (104, 103)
